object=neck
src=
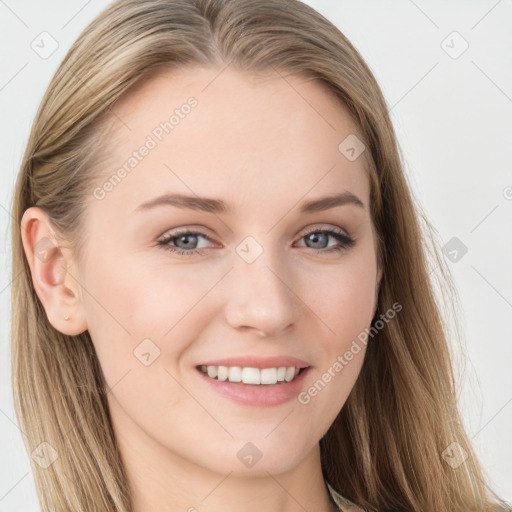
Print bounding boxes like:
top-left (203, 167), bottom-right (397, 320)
top-left (112, 410), bottom-right (336, 512)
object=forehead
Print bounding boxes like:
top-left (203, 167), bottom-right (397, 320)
top-left (91, 65), bottom-right (370, 218)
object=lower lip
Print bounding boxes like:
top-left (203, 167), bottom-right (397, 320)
top-left (196, 367), bottom-right (311, 407)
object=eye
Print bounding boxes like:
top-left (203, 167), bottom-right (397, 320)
top-left (295, 226), bottom-right (356, 253)
top-left (157, 225), bottom-right (356, 257)
top-left (157, 229), bottom-right (215, 257)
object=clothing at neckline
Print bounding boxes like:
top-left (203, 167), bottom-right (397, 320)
top-left (325, 479), bottom-right (365, 512)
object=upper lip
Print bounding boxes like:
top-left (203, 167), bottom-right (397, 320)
top-left (197, 356), bottom-right (310, 369)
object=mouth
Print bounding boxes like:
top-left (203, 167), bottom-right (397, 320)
top-left (195, 362), bottom-right (312, 407)
top-left (197, 364), bottom-right (308, 385)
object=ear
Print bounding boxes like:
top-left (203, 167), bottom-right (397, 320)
top-left (20, 207), bottom-right (88, 336)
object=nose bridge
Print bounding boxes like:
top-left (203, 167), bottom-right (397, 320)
top-left (223, 235), bottom-right (299, 336)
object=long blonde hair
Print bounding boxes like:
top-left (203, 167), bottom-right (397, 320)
top-left (10, 0), bottom-right (509, 510)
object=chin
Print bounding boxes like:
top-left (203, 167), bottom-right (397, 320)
top-left (194, 435), bottom-right (312, 476)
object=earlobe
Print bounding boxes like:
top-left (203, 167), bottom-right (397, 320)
top-left (20, 207), bottom-right (88, 336)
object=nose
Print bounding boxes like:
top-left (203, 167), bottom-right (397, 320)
top-left (223, 246), bottom-right (300, 338)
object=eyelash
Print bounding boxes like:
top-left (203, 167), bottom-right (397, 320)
top-left (157, 226), bottom-right (356, 257)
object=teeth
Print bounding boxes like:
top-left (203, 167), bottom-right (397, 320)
top-left (217, 365), bottom-right (229, 382)
top-left (229, 366), bottom-right (242, 382)
top-left (285, 366), bottom-right (295, 382)
top-left (200, 365), bottom-right (302, 385)
top-left (242, 367), bottom-right (261, 384)
top-left (261, 368), bottom-right (277, 385)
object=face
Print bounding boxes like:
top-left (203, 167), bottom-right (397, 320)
top-left (66, 66), bottom-right (381, 476)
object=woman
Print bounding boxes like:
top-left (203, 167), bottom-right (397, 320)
top-left (10, 0), bottom-right (510, 510)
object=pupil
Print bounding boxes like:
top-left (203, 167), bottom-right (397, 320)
top-left (308, 232), bottom-right (327, 249)
top-left (178, 235), bottom-right (196, 248)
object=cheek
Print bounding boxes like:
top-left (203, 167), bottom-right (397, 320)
top-left (294, 251), bottom-right (376, 423)
top-left (80, 253), bottom-right (200, 426)
top-left (303, 254), bottom-right (377, 343)
top-left (81, 246), bottom-right (212, 375)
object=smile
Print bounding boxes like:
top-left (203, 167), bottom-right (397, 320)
top-left (196, 364), bottom-right (312, 407)
top-left (199, 365), bottom-right (304, 384)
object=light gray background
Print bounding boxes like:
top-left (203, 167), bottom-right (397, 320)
top-left (1, 1), bottom-right (511, 509)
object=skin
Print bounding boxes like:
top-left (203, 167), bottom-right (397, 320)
top-left (22, 65), bottom-right (381, 512)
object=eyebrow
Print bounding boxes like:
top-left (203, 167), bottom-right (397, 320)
top-left (133, 191), bottom-right (365, 215)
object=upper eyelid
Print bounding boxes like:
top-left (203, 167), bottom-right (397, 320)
top-left (301, 225), bottom-right (349, 236)
top-left (158, 224), bottom-right (352, 245)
